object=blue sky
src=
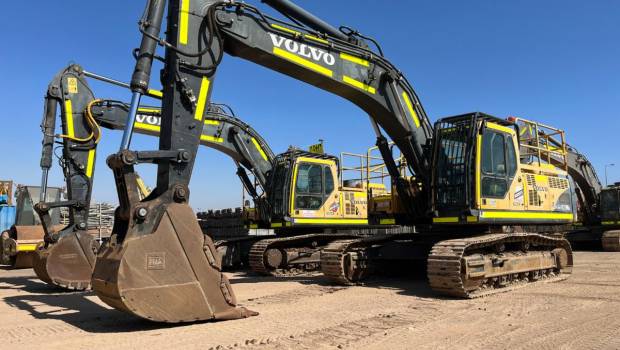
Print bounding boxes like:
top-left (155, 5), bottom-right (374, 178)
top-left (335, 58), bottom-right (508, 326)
top-left (1, 1), bottom-right (618, 210)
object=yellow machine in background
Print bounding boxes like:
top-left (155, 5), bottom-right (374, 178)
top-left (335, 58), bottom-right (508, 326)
top-left (431, 116), bottom-right (575, 226)
top-left (242, 145), bottom-right (403, 230)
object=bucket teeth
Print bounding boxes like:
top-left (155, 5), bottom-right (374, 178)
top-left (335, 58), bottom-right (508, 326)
top-left (32, 231), bottom-right (99, 291)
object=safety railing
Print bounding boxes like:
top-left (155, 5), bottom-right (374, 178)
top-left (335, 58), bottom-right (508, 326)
top-left (513, 117), bottom-right (568, 171)
top-left (339, 143), bottom-right (406, 190)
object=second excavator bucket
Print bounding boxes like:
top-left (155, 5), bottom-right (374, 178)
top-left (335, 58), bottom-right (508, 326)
top-left (92, 203), bottom-right (257, 322)
top-left (32, 231), bottom-right (99, 290)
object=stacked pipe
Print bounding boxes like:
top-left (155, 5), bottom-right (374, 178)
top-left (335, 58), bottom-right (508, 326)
top-left (60, 202), bottom-right (116, 238)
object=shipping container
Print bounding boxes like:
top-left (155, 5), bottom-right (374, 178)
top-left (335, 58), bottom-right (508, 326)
top-left (0, 205), bottom-right (16, 232)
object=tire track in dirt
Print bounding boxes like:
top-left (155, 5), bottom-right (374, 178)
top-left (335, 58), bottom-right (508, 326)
top-left (3, 323), bottom-right (85, 343)
top-left (511, 311), bottom-right (619, 350)
top-left (206, 310), bottom-right (441, 350)
top-left (429, 288), bottom-right (619, 350)
top-left (239, 286), bottom-right (347, 307)
top-left (565, 316), bottom-right (620, 350)
top-left (358, 284), bottom-right (610, 350)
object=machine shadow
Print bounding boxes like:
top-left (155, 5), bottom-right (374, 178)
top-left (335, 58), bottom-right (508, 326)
top-left (356, 263), bottom-right (441, 299)
top-left (1, 269), bottom-right (440, 333)
top-left (1, 289), bottom-right (209, 333)
top-left (0, 275), bottom-right (219, 333)
top-left (227, 263), bottom-right (440, 299)
top-left (0, 275), bottom-right (66, 294)
top-left (227, 270), bottom-right (330, 286)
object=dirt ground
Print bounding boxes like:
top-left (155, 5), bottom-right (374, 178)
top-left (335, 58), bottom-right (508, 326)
top-left (1, 251), bottom-right (619, 350)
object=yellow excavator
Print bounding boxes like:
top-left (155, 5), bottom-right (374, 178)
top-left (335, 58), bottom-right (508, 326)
top-left (79, 0), bottom-right (579, 323)
top-left (31, 63), bottom-right (396, 290)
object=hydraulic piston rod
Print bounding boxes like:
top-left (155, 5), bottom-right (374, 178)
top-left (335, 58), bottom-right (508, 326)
top-left (262, 0), bottom-right (349, 41)
top-left (121, 0), bottom-right (165, 150)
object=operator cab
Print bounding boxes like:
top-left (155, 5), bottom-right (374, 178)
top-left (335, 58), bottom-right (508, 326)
top-left (601, 184), bottom-right (620, 226)
top-left (266, 148), bottom-right (368, 229)
top-left (432, 112), bottom-right (576, 225)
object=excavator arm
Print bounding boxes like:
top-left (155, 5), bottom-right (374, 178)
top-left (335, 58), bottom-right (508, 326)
top-left (38, 65), bottom-right (274, 237)
top-left (34, 64), bottom-right (275, 290)
top-left (37, 65), bottom-right (166, 243)
top-left (33, 65), bottom-right (106, 289)
top-left (563, 145), bottom-right (602, 225)
top-left (39, 65), bottom-right (99, 239)
top-left (92, 98), bottom-right (275, 220)
top-left (91, 99), bottom-right (274, 191)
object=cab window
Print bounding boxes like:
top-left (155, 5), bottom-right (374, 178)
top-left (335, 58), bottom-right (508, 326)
top-left (324, 166), bottom-right (335, 194)
top-left (294, 163), bottom-right (335, 210)
top-left (506, 138), bottom-right (517, 177)
top-left (481, 129), bottom-right (517, 198)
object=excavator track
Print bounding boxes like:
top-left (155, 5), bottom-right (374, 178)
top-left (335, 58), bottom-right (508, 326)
top-left (601, 230), bottom-right (620, 252)
top-left (321, 235), bottom-right (406, 285)
top-left (427, 233), bottom-right (573, 298)
top-left (249, 233), bottom-right (355, 275)
top-left (213, 236), bottom-right (264, 269)
top-left (320, 239), bottom-right (362, 285)
top-left (249, 239), bottom-right (277, 274)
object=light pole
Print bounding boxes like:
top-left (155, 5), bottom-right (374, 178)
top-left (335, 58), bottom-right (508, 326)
top-left (605, 163), bottom-right (615, 187)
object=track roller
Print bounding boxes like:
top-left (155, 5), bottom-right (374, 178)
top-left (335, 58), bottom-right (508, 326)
top-left (602, 230), bottom-right (620, 252)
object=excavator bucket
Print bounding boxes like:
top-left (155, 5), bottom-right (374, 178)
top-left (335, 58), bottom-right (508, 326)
top-left (92, 203), bottom-right (257, 322)
top-left (1, 225), bottom-right (49, 269)
top-left (32, 231), bottom-right (99, 290)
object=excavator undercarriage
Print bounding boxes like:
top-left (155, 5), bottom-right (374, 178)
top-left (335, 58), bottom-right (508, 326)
top-left (321, 231), bottom-right (572, 298)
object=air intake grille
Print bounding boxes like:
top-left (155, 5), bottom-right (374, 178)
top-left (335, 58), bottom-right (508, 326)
top-left (526, 174), bottom-right (536, 186)
top-left (528, 190), bottom-right (542, 206)
top-left (345, 193), bottom-right (355, 215)
top-left (549, 177), bottom-right (569, 189)
top-left (526, 174), bottom-right (542, 206)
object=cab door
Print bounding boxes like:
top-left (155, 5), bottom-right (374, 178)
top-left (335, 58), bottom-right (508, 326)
top-left (290, 159), bottom-right (342, 219)
top-left (477, 123), bottom-right (523, 211)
